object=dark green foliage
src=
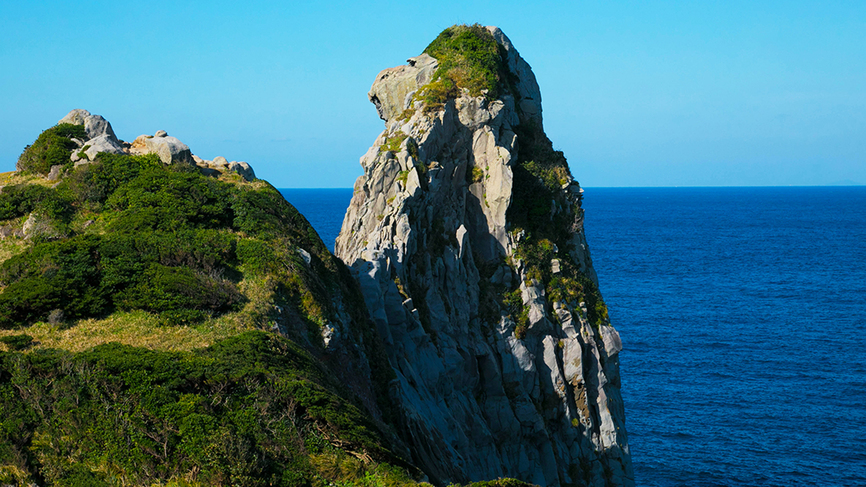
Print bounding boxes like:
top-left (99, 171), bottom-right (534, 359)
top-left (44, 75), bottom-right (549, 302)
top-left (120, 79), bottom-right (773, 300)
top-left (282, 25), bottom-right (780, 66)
top-left (106, 168), bottom-right (234, 232)
top-left (507, 122), bottom-right (573, 242)
top-left (0, 334), bottom-right (32, 351)
top-left (16, 124), bottom-right (87, 175)
top-left (0, 152), bottom-right (335, 328)
top-left (64, 153), bottom-right (163, 205)
top-left (467, 479), bottom-right (537, 487)
top-left (0, 236), bottom-right (106, 328)
top-left (115, 263), bottom-right (242, 322)
top-left (424, 24), bottom-right (506, 99)
top-left (0, 184), bottom-right (75, 224)
top-left (0, 332), bottom-right (409, 486)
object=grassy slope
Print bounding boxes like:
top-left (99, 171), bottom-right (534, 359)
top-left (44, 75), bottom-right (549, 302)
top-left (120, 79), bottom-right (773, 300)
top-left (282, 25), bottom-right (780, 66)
top-left (0, 127), bottom-right (414, 486)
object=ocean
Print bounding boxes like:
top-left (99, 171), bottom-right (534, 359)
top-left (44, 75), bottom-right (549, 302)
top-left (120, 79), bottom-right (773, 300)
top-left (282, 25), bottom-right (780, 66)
top-left (280, 187), bottom-right (866, 487)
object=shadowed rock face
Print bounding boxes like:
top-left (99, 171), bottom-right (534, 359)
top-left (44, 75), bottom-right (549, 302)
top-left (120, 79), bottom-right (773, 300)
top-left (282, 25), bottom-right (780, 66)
top-left (336, 26), bottom-right (633, 487)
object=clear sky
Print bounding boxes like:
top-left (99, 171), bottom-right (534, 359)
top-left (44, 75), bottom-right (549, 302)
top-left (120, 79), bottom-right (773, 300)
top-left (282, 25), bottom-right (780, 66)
top-left (1, 1), bottom-right (863, 187)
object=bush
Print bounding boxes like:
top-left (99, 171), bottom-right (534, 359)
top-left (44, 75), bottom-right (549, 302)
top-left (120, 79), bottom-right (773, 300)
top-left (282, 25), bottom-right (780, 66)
top-left (64, 153), bottom-right (163, 204)
top-left (115, 263), bottom-right (243, 319)
top-left (106, 168), bottom-right (234, 232)
top-left (16, 123), bottom-right (87, 175)
top-left (0, 332), bottom-right (412, 486)
top-left (0, 334), bottom-right (33, 350)
top-left (424, 24), bottom-right (505, 99)
top-left (0, 184), bottom-right (74, 223)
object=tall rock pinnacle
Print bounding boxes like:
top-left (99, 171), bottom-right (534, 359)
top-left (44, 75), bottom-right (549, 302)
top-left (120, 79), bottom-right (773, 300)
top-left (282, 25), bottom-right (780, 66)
top-left (337, 25), bottom-right (633, 487)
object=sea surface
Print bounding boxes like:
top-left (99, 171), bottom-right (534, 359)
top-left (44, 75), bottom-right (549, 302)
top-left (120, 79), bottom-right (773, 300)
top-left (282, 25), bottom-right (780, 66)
top-left (280, 187), bottom-right (866, 487)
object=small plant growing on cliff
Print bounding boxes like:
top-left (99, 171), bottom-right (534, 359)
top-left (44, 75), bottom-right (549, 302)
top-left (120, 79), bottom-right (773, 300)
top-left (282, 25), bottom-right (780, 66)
top-left (379, 133), bottom-right (408, 154)
top-left (467, 166), bottom-right (484, 184)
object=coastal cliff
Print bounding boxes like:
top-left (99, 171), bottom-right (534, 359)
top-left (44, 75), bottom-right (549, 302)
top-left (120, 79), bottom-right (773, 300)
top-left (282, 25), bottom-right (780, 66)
top-left (337, 25), bottom-right (633, 486)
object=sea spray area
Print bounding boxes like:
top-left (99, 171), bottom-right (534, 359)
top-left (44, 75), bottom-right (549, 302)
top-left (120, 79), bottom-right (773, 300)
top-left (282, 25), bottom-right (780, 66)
top-left (284, 186), bottom-right (866, 487)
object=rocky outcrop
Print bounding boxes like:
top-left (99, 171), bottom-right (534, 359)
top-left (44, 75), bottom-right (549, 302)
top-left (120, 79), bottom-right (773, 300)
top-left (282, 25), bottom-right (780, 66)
top-left (193, 154), bottom-right (256, 181)
top-left (337, 26), bottom-right (632, 487)
top-left (54, 110), bottom-right (256, 181)
top-left (59, 109), bottom-right (119, 143)
top-left (130, 131), bottom-right (193, 165)
top-left (369, 53), bottom-right (439, 121)
top-left (81, 134), bottom-right (126, 161)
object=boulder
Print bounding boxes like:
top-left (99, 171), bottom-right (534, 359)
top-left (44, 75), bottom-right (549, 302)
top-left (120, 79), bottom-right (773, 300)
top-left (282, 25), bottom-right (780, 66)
top-left (58, 109), bottom-right (91, 126)
top-left (130, 133), bottom-right (192, 165)
top-left (83, 134), bottom-right (125, 161)
top-left (47, 165), bottom-right (63, 181)
top-left (228, 161), bottom-right (255, 181)
top-left (58, 109), bottom-right (118, 142)
top-left (84, 115), bottom-right (117, 141)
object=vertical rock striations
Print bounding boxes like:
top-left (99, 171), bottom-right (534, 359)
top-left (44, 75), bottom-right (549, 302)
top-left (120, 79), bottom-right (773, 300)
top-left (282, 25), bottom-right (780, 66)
top-left (336, 25), bottom-right (633, 487)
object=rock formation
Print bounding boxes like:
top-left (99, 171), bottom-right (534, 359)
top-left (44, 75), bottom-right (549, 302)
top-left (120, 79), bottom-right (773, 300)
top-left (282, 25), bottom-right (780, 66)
top-left (55, 109), bottom-right (255, 181)
top-left (337, 25), bottom-right (633, 486)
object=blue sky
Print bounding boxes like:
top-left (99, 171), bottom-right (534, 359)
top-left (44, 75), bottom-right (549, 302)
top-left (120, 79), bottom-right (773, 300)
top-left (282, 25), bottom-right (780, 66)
top-left (1, 1), bottom-right (863, 187)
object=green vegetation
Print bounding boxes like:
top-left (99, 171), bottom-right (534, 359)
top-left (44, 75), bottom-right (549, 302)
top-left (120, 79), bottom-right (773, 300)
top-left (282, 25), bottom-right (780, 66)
top-left (0, 334), bottom-right (32, 351)
top-left (424, 24), bottom-right (506, 99)
top-left (502, 118), bottom-right (611, 336)
top-left (0, 124), bottom-right (413, 486)
top-left (0, 331), bottom-right (417, 486)
top-left (16, 123), bottom-right (87, 175)
top-left (410, 24), bottom-right (508, 113)
top-left (467, 166), bottom-right (484, 184)
top-left (379, 133), bottom-right (408, 154)
top-left (0, 147), bottom-right (341, 331)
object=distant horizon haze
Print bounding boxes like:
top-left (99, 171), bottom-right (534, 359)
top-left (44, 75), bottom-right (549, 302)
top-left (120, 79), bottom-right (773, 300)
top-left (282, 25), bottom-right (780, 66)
top-left (1, 1), bottom-right (863, 188)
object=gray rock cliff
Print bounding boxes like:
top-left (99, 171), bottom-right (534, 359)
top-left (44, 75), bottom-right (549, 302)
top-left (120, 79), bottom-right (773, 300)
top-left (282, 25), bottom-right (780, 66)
top-left (336, 26), bottom-right (633, 487)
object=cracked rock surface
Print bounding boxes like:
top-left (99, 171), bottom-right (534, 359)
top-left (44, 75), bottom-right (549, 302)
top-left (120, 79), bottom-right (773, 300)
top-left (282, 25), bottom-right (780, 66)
top-left (337, 26), bottom-right (633, 487)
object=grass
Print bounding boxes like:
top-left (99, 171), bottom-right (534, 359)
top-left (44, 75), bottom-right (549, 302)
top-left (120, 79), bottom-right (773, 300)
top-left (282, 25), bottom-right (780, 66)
top-left (0, 310), bottom-right (253, 353)
top-left (379, 133), bottom-right (408, 154)
top-left (423, 24), bottom-right (505, 99)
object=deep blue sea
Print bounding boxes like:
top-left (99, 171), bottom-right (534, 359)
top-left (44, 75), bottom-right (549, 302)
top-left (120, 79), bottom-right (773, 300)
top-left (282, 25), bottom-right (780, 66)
top-left (280, 187), bottom-right (866, 487)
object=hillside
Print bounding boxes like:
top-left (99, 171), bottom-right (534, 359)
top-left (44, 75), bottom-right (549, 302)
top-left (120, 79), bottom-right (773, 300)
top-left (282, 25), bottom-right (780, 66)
top-left (0, 112), bottom-right (415, 486)
top-left (0, 24), bottom-right (632, 487)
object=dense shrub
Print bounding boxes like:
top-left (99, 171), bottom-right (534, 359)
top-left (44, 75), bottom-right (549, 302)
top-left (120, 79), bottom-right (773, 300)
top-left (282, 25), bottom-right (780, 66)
top-left (0, 184), bottom-right (74, 223)
top-left (424, 24), bottom-right (506, 99)
top-left (106, 167), bottom-right (234, 232)
top-left (115, 263), bottom-right (242, 320)
top-left (16, 123), bottom-right (87, 175)
top-left (0, 236), bottom-right (107, 328)
top-left (0, 332), bottom-right (415, 486)
top-left (0, 334), bottom-right (32, 351)
top-left (64, 152), bottom-right (163, 204)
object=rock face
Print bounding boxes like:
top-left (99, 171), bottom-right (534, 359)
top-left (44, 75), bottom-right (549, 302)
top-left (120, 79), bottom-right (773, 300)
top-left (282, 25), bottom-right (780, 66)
top-left (336, 26), bottom-right (633, 487)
